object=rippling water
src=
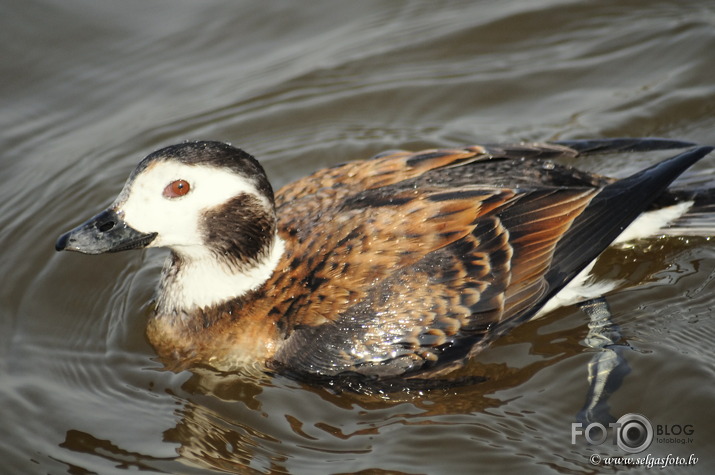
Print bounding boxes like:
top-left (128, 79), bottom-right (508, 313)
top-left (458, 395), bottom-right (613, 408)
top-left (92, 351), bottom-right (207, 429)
top-left (2, 1), bottom-right (714, 473)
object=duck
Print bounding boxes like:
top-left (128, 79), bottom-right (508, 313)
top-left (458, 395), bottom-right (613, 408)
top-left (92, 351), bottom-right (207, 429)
top-left (55, 138), bottom-right (713, 381)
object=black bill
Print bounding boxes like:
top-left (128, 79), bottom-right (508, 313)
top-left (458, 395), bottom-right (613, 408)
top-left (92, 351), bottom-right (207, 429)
top-left (55, 208), bottom-right (157, 254)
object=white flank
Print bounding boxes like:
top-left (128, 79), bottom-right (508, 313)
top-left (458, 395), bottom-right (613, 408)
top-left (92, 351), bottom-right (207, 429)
top-left (534, 261), bottom-right (619, 318)
top-left (534, 201), bottom-right (693, 318)
top-left (613, 201), bottom-right (693, 244)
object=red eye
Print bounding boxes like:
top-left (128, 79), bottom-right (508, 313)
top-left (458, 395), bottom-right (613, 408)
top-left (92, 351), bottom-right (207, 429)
top-left (164, 179), bottom-right (191, 198)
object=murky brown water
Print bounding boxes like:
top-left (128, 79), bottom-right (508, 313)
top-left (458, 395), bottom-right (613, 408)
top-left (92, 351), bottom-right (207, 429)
top-left (2, 1), bottom-right (714, 473)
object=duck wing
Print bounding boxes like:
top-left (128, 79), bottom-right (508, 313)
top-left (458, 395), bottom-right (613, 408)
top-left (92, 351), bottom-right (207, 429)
top-left (272, 139), bottom-right (711, 379)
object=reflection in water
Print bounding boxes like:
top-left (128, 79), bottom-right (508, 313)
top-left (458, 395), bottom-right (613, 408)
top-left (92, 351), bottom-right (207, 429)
top-left (168, 402), bottom-right (287, 474)
top-left (577, 297), bottom-right (631, 425)
top-left (61, 429), bottom-right (175, 472)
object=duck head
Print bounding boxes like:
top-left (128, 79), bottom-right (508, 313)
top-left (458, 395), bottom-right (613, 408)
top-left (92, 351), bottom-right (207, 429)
top-left (57, 141), bottom-right (275, 256)
top-left (56, 141), bottom-right (283, 312)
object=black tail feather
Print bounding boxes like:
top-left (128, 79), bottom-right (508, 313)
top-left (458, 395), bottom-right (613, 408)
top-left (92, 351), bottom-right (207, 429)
top-left (551, 137), bottom-right (698, 155)
top-left (542, 146), bottom-right (713, 308)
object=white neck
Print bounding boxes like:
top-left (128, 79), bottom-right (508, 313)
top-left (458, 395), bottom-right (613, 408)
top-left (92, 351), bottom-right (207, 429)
top-left (156, 235), bottom-right (285, 316)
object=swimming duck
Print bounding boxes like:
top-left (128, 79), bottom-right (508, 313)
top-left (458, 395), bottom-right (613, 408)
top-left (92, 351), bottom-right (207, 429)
top-left (56, 138), bottom-right (712, 380)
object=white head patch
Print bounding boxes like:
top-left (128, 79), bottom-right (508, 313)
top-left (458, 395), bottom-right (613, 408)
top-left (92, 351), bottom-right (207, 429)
top-left (114, 160), bottom-right (271, 253)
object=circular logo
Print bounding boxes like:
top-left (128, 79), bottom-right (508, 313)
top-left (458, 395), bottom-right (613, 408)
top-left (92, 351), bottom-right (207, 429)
top-left (616, 413), bottom-right (653, 453)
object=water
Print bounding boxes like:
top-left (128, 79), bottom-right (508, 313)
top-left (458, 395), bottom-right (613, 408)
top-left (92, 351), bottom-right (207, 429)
top-left (2, 0), bottom-right (714, 473)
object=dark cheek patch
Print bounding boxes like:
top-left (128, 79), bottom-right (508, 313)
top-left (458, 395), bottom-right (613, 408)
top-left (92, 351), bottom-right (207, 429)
top-left (202, 194), bottom-right (276, 267)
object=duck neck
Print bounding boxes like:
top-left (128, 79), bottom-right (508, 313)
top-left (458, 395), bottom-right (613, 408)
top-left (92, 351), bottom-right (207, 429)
top-left (155, 235), bottom-right (285, 321)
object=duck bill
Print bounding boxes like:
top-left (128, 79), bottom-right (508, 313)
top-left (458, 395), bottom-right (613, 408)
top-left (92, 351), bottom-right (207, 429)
top-left (55, 208), bottom-right (157, 254)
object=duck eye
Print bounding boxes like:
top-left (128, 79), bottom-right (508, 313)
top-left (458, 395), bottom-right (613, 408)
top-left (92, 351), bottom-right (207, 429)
top-left (164, 179), bottom-right (191, 198)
